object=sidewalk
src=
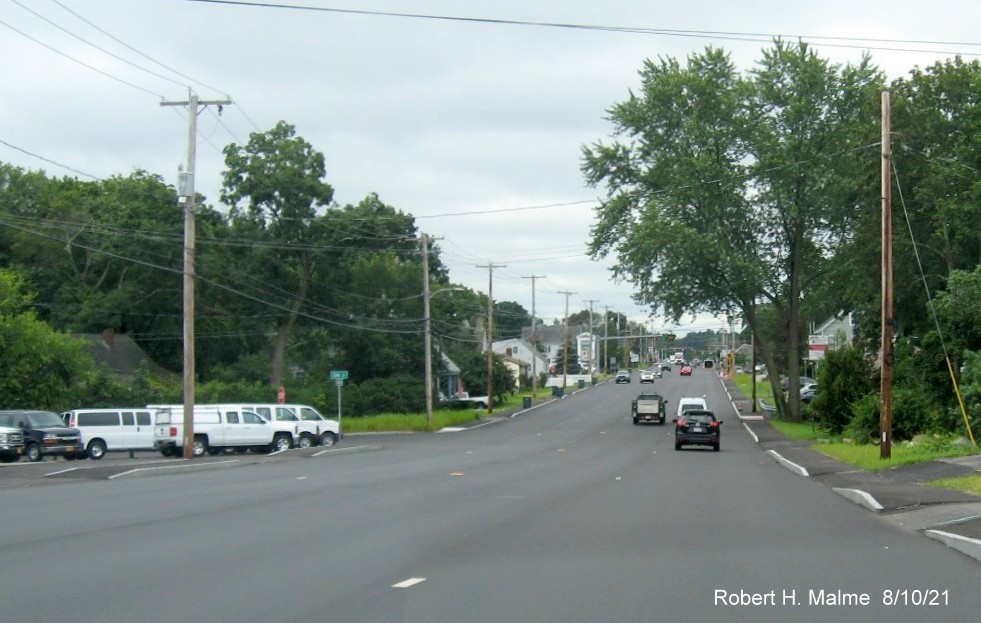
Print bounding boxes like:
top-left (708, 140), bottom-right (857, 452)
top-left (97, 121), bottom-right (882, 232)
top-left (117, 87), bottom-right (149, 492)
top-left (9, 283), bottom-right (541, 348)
top-left (719, 375), bottom-right (981, 563)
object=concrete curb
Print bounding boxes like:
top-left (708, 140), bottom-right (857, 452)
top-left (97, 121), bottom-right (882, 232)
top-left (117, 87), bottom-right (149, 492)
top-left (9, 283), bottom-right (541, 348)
top-left (832, 487), bottom-right (885, 512)
top-left (923, 529), bottom-right (981, 563)
top-left (767, 449), bottom-right (810, 477)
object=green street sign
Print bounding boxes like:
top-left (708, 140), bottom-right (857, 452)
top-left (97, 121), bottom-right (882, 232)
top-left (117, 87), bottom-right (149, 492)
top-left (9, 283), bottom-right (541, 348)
top-left (330, 370), bottom-right (349, 380)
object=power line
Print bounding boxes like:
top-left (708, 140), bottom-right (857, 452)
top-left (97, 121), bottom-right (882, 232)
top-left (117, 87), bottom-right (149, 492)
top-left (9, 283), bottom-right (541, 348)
top-left (177, 0), bottom-right (981, 57)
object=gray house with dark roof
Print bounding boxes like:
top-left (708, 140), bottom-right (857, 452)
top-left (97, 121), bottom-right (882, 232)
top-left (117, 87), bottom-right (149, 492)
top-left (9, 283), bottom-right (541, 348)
top-left (75, 329), bottom-right (166, 379)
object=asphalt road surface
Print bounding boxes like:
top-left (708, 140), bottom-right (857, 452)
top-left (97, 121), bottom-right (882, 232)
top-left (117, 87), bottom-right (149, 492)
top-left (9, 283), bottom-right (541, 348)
top-left (1, 369), bottom-right (978, 622)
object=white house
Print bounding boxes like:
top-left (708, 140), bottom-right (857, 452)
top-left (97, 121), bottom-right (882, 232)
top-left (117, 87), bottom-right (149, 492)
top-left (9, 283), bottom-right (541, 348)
top-left (490, 337), bottom-right (549, 381)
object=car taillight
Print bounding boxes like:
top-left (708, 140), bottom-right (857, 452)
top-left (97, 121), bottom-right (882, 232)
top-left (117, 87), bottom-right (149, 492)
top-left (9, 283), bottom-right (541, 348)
top-left (169, 426), bottom-right (177, 437)
top-left (677, 420), bottom-right (687, 428)
top-left (710, 421), bottom-right (720, 429)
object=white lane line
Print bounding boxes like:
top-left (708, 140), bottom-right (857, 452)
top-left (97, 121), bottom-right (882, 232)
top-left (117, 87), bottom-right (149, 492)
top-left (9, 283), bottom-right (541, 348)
top-left (392, 577), bottom-right (426, 589)
top-left (742, 422), bottom-right (760, 443)
top-left (43, 467), bottom-right (79, 477)
top-left (108, 459), bottom-right (240, 479)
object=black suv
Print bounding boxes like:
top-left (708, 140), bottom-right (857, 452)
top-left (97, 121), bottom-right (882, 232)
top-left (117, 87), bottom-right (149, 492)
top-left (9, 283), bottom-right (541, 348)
top-left (673, 409), bottom-right (722, 452)
top-left (0, 410), bottom-right (84, 462)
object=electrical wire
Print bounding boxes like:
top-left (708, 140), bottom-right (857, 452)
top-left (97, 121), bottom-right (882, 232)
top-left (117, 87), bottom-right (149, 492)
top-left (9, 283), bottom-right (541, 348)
top-left (177, 0), bottom-right (981, 57)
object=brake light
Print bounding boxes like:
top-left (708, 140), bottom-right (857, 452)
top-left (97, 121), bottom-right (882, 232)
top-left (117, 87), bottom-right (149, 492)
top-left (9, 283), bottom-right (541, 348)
top-left (710, 421), bottom-right (720, 429)
top-left (677, 420), bottom-right (687, 428)
top-left (169, 426), bottom-right (177, 437)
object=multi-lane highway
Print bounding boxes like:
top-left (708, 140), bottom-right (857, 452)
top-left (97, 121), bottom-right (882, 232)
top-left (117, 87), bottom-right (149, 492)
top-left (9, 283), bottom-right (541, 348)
top-left (1, 368), bottom-right (978, 622)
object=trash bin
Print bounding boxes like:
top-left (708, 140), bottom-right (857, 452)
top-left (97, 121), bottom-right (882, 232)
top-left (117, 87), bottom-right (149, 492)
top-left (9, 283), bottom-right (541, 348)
top-left (591, 377), bottom-right (597, 386)
top-left (522, 396), bottom-right (533, 409)
top-left (552, 386), bottom-right (564, 398)
top-left (578, 379), bottom-right (585, 389)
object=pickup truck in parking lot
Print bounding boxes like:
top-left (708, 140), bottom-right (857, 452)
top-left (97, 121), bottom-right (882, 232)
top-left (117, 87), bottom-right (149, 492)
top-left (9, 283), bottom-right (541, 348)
top-left (0, 410), bottom-right (84, 462)
top-left (152, 404), bottom-right (295, 457)
top-left (0, 419), bottom-right (25, 462)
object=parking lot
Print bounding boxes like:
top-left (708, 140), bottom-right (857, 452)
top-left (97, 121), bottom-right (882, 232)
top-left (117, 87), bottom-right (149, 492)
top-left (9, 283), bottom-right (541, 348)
top-left (0, 443), bottom-right (376, 486)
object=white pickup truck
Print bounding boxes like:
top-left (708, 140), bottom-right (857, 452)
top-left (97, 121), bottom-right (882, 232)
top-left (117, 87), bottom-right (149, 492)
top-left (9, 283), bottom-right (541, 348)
top-left (151, 404), bottom-right (297, 457)
top-left (233, 404), bottom-right (340, 447)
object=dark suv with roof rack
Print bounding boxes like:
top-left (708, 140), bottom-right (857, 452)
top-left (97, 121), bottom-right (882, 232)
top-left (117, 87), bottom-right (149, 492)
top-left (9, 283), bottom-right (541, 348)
top-left (0, 410), bottom-right (84, 462)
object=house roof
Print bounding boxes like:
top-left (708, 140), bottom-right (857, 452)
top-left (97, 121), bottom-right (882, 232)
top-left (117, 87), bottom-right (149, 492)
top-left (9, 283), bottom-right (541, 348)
top-left (521, 325), bottom-right (586, 344)
top-left (75, 331), bottom-right (167, 378)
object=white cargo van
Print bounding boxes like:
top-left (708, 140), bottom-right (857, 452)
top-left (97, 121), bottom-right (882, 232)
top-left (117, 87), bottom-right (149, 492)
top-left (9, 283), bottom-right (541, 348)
top-left (62, 408), bottom-right (156, 459)
top-left (151, 404), bottom-right (292, 457)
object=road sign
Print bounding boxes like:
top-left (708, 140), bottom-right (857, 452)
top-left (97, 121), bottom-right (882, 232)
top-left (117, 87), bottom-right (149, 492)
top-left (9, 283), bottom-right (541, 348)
top-left (330, 370), bottom-right (349, 380)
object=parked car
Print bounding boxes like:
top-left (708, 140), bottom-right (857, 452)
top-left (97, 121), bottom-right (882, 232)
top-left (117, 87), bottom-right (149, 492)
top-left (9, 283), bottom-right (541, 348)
top-left (151, 404), bottom-right (291, 457)
top-left (800, 384), bottom-right (819, 403)
top-left (679, 365), bottom-right (693, 376)
top-left (614, 370), bottom-right (631, 384)
top-left (674, 409), bottom-right (722, 451)
top-left (0, 410), bottom-right (84, 462)
top-left (62, 408), bottom-right (156, 459)
top-left (236, 404), bottom-right (339, 447)
top-left (0, 418), bottom-right (25, 463)
top-left (780, 376), bottom-right (817, 391)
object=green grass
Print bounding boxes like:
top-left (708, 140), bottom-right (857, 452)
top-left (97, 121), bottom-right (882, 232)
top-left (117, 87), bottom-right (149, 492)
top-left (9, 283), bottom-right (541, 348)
top-left (341, 408), bottom-right (485, 433)
top-left (813, 440), bottom-right (978, 471)
top-left (769, 419), bottom-right (830, 441)
top-left (731, 372), bottom-right (775, 406)
top-left (928, 474), bottom-right (981, 496)
top-left (340, 388), bottom-right (557, 433)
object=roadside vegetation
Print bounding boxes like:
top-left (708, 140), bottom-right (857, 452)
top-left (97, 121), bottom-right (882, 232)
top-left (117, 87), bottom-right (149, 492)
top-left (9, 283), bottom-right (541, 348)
top-left (4, 46), bottom-right (981, 453)
top-left (734, 371), bottom-right (979, 472)
top-left (929, 474), bottom-right (981, 496)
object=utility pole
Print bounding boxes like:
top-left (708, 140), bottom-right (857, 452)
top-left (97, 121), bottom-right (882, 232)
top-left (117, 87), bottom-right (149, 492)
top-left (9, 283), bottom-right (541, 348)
top-left (422, 233), bottom-right (433, 428)
top-left (476, 263), bottom-right (506, 414)
top-left (584, 299), bottom-right (598, 375)
top-left (522, 275), bottom-right (546, 397)
top-left (602, 305), bottom-right (610, 374)
top-left (880, 90), bottom-right (894, 460)
top-left (161, 91), bottom-right (231, 459)
top-left (558, 290), bottom-right (576, 390)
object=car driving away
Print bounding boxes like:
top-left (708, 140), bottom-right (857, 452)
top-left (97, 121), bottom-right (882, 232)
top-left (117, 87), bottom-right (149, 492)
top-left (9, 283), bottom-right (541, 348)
top-left (674, 409), bottom-right (722, 451)
top-left (679, 365), bottom-right (693, 376)
top-left (614, 370), bottom-right (631, 384)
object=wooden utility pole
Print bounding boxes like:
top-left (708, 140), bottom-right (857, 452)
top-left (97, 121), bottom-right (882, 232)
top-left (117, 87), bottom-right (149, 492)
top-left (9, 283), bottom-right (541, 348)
top-left (602, 305), bottom-right (610, 373)
top-left (160, 92), bottom-right (231, 459)
top-left (476, 263), bottom-right (506, 414)
top-left (522, 275), bottom-right (546, 397)
top-left (559, 290), bottom-right (576, 390)
top-left (880, 90), bottom-right (894, 459)
top-left (422, 234), bottom-right (434, 427)
top-left (584, 299), bottom-right (599, 373)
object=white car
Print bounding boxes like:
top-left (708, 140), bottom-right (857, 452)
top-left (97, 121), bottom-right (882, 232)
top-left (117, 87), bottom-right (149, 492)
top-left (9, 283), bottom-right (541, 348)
top-left (639, 369), bottom-right (656, 383)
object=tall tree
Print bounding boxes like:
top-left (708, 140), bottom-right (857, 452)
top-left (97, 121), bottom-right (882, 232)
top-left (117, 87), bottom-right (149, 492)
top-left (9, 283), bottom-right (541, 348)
top-left (220, 121), bottom-right (335, 387)
top-left (582, 42), bottom-right (884, 419)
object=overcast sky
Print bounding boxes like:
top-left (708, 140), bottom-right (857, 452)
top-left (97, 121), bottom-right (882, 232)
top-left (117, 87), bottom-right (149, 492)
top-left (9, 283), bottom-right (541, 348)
top-left (3, 0), bottom-right (979, 333)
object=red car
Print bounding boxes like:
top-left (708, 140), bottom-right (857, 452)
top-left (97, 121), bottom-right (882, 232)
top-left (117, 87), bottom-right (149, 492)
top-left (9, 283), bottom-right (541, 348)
top-left (679, 365), bottom-right (693, 376)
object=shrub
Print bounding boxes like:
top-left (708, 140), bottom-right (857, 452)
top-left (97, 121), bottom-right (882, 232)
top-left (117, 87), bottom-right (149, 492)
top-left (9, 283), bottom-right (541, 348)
top-left (844, 393), bottom-right (881, 444)
top-left (811, 346), bottom-right (876, 434)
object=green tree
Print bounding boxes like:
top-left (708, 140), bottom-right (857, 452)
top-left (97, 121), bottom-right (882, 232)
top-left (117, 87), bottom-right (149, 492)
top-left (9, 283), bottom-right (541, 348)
top-left (221, 121), bottom-right (335, 387)
top-left (0, 268), bottom-right (94, 408)
top-left (582, 42), bottom-right (883, 420)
